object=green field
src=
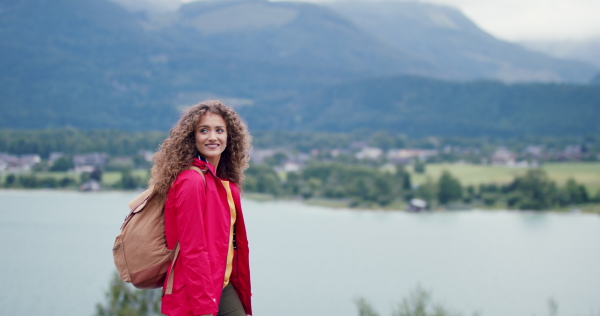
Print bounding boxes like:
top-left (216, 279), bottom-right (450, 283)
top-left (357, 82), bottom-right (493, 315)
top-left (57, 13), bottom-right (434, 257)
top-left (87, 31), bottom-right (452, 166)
top-left (0, 169), bottom-right (150, 188)
top-left (102, 170), bottom-right (150, 187)
top-left (410, 162), bottom-right (600, 194)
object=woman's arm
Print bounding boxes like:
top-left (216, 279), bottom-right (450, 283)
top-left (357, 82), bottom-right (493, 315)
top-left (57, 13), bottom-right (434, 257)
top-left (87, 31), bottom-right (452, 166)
top-left (172, 173), bottom-right (219, 315)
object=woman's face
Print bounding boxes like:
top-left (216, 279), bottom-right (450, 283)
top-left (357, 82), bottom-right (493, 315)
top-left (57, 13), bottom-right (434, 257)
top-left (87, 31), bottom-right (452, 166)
top-left (195, 112), bottom-right (228, 166)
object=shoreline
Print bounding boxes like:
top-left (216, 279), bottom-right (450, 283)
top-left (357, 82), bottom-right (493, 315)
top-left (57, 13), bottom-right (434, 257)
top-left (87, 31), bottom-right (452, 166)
top-left (2, 188), bottom-right (599, 214)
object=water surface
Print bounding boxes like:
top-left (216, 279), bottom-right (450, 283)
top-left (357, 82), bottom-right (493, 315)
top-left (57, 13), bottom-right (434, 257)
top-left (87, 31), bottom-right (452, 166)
top-left (1, 190), bottom-right (599, 316)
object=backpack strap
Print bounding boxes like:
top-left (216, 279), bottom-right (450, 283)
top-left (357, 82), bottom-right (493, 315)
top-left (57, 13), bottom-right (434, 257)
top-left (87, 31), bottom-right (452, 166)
top-left (164, 166), bottom-right (206, 295)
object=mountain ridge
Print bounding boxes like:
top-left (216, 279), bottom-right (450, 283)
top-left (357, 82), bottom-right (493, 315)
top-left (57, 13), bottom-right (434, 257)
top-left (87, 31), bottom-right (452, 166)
top-left (0, 0), bottom-right (598, 136)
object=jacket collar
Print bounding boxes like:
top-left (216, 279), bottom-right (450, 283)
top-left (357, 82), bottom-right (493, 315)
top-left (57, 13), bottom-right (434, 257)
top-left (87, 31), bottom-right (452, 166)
top-left (192, 157), bottom-right (216, 175)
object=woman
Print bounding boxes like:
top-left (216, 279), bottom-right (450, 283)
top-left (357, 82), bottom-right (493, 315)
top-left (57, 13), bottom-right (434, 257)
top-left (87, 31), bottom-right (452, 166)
top-left (149, 100), bottom-right (252, 316)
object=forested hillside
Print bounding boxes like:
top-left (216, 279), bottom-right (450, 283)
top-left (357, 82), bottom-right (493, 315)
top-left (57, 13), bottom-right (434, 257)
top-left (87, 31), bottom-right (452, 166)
top-left (325, 1), bottom-right (594, 82)
top-left (239, 76), bottom-right (600, 137)
top-left (0, 0), bottom-right (598, 136)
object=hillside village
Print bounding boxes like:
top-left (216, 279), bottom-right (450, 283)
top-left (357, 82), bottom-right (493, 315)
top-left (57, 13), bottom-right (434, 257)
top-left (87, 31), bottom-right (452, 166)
top-left (1, 142), bottom-right (595, 180)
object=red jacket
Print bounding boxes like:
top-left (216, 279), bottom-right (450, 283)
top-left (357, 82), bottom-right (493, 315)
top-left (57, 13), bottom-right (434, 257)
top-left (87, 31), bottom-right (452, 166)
top-left (162, 158), bottom-right (252, 316)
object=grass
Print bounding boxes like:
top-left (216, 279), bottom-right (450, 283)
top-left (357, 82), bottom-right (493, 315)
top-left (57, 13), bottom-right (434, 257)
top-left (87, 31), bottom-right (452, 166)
top-left (541, 162), bottom-right (600, 193)
top-left (0, 169), bottom-right (150, 188)
top-left (409, 162), bottom-right (600, 194)
top-left (102, 169), bottom-right (149, 187)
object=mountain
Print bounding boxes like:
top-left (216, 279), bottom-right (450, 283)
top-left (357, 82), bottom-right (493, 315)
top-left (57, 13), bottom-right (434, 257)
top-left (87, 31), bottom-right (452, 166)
top-left (324, 1), bottom-right (596, 82)
top-left (144, 0), bottom-right (440, 97)
top-left (521, 38), bottom-right (600, 69)
top-left (238, 75), bottom-right (600, 137)
top-left (0, 0), bottom-right (598, 135)
top-left (0, 0), bottom-right (179, 129)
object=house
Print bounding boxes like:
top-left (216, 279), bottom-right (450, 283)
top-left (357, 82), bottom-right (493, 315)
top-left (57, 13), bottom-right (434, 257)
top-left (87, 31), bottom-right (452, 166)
top-left (356, 147), bottom-right (383, 160)
top-left (249, 149), bottom-right (278, 164)
top-left (387, 149), bottom-right (438, 164)
top-left (407, 198), bottom-right (428, 212)
top-left (0, 153), bottom-right (41, 172)
top-left (80, 180), bottom-right (101, 192)
top-left (73, 153), bottom-right (108, 173)
top-left (138, 150), bottom-right (154, 163)
top-left (491, 147), bottom-right (516, 166)
top-left (274, 161), bottom-right (303, 173)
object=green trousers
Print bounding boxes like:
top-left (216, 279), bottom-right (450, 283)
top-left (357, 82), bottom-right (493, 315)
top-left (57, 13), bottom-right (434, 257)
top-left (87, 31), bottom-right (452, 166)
top-left (218, 283), bottom-right (246, 316)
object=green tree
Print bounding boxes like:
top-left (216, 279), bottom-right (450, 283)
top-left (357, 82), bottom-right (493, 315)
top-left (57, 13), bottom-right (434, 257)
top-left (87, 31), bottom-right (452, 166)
top-left (80, 172), bottom-right (91, 185)
top-left (354, 297), bottom-right (380, 316)
top-left (19, 174), bottom-right (38, 188)
top-left (505, 169), bottom-right (557, 210)
top-left (369, 131), bottom-right (396, 150)
top-left (355, 286), bottom-right (471, 316)
top-left (5, 174), bottom-right (16, 188)
top-left (393, 285), bottom-right (461, 316)
top-left (437, 171), bottom-right (462, 205)
top-left (395, 164), bottom-right (412, 190)
top-left (95, 272), bottom-right (161, 316)
top-left (50, 156), bottom-right (73, 171)
top-left (413, 159), bottom-right (426, 174)
top-left (264, 152), bottom-right (288, 166)
top-left (91, 167), bottom-right (103, 182)
top-left (565, 178), bottom-right (588, 204)
top-left (121, 169), bottom-right (139, 190)
top-left (59, 176), bottom-right (76, 187)
top-left (415, 177), bottom-right (436, 207)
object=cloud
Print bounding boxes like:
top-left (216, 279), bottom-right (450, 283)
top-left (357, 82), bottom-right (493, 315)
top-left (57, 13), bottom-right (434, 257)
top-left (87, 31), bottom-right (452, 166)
top-left (109, 0), bottom-right (600, 41)
top-left (419, 0), bottom-right (600, 41)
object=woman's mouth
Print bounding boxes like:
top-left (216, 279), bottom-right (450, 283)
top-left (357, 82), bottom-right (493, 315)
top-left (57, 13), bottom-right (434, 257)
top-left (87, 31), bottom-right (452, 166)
top-left (206, 144), bottom-right (219, 149)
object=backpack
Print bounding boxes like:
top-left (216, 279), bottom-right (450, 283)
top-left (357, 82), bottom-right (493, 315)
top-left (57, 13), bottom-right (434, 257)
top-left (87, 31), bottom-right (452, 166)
top-left (112, 166), bottom-right (205, 292)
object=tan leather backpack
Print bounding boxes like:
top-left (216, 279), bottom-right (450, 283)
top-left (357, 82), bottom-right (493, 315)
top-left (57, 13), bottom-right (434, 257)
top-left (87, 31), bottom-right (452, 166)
top-left (112, 166), bottom-right (204, 292)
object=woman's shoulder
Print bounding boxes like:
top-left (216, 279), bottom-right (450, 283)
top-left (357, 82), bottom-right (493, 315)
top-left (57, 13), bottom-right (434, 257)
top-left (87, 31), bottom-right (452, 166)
top-left (172, 168), bottom-right (206, 189)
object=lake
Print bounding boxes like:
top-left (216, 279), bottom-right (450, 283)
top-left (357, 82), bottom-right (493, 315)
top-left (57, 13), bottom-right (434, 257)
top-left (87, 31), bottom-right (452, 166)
top-left (1, 190), bottom-right (599, 316)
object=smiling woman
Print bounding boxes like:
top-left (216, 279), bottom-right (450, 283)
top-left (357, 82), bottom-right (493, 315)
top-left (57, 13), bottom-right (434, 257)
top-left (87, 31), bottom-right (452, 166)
top-left (148, 100), bottom-right (253, 316)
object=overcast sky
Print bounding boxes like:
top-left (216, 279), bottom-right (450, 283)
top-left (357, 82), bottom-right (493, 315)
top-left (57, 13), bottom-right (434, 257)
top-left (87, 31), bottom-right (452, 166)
top-left (114, 0), bottom-right (600, 42)
top-left (423, 0), bottom-right (600, 41)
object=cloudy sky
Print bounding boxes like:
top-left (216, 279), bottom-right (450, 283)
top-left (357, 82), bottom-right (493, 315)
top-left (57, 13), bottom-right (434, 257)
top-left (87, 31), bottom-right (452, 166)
top-left (114, 0), bottom-right (600, 42)
top-left (423, 0), bottom-right (600, 41)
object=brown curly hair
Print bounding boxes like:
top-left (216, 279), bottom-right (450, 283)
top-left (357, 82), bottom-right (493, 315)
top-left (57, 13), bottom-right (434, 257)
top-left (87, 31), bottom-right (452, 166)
top-left (149, 100), bottom-right (252, 202)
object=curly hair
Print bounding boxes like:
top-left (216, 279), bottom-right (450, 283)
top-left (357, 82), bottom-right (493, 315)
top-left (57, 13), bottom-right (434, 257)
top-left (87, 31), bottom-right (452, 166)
top-left (149, 100), bottom-right (252, 202)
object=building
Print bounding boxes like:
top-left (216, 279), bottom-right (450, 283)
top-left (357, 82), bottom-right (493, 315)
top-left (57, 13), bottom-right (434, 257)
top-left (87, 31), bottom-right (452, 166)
top-left (73, 153), bottom-right (108, 173)
top-left (387, 149), bottom-right (438, 164)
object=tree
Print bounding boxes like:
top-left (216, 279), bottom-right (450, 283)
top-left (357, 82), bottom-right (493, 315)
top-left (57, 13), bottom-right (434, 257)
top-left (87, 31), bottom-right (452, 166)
top-left (565, 178), bottom-right (588, 204)
top-left (413, 159), bottom-right (426, 174)
top-left (505, 169), bottom-right (557, 210)
top-left (393, 285), bottom-right (461, 316)
top-left (415, 177), bottom-right (436, 207)
top-left (50, 156), bottom-right (73, 171)
top-left (121, 169), bottom-right (138, 190)
top-left (355, 286), bottom-right (469, 316)
top-left (95, 272), bottom-right (161, 316)
top-left (369, 131), bottom-right (396, 150)
top-left (437, 171), bottom-right (462, 205)
top-left (5, 174), bottom-right (16, 187)
top-left (354, 297), bottom-right (380, 316)
top-left (395, 164), bottom-right (412, 190)
top-left (91, 166), bottom-right (103, 182)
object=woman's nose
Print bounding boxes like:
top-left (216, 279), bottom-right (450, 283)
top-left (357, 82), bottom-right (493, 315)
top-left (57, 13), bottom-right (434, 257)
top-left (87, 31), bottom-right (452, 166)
top-left (207, 131), bottom-right (217, 140)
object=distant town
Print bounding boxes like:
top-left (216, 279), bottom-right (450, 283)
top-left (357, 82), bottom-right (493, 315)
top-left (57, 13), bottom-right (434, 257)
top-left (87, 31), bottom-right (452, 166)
top-left (1, 142), bottom-right (596, 175)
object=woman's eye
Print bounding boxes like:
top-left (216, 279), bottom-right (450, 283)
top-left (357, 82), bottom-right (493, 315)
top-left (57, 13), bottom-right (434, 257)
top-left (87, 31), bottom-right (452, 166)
top-left (217, 128), bottom-right (224, 133)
